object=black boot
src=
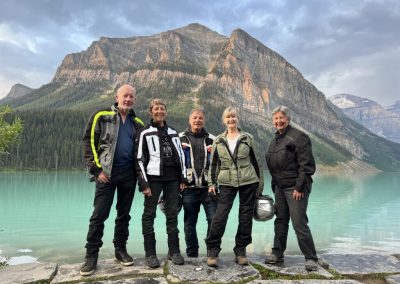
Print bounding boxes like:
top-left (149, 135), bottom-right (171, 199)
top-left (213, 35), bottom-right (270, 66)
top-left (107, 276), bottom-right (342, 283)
top-left (144, 233), bottom-right (160, 268)
top-left (80, 254), bottom-right (98, 276)
top-left (115, 246), bottom-right (134, 266)
top-left (167, 233), bottom-right (184, 265)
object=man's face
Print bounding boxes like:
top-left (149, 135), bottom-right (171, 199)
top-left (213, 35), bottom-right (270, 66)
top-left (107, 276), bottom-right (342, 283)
top-left (189, 111), bottom-right (205, 133)
top-left (116, 87), bottom-right (136, 112)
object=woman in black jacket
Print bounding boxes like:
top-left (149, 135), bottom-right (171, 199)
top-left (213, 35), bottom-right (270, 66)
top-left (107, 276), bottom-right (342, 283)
top-left (265, 106), bottom-right (318, 271)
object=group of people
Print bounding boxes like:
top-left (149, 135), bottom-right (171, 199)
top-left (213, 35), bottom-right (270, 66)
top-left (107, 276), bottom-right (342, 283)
top-left (80, 83), bottom-right (319, 276)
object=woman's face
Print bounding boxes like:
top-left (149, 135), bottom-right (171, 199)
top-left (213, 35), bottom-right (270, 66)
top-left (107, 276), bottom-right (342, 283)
top-left (272, 111), bottom-right (290, 132)
top-left (149, 104), bottom-right (167, 124)
top-left (223, 111), bottom-right (239, 129)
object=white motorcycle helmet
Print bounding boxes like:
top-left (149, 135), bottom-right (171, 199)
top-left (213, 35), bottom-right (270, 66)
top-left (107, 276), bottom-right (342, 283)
top-left (254, 194), bottom-right (276, 221)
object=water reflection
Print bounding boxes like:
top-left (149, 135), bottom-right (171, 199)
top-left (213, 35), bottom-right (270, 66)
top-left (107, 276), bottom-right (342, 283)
top-left (0, 171), bottom-right (399, 264)
top-left (311, 172), bottom-right (400, 254)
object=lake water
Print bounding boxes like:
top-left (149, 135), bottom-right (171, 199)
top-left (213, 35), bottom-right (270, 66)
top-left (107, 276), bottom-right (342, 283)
top-left (1, 171), bottom-right (399, 265)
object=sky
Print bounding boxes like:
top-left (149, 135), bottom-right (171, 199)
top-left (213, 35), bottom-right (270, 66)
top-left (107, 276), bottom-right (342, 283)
top-left (0, 0), bottom-right (399, 106)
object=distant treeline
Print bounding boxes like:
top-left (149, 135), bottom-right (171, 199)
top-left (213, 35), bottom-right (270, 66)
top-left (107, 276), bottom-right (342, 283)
top-left (0, 107), bottom-right (265, 170)
top-left (1, 104), bottom-right (345, 170)
top-left (1, 109), bottom-right (88, 170)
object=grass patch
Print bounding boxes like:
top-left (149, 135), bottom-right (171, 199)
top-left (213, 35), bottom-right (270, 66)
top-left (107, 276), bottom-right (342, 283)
top-left (251, 263), bottom-right (280, 279)
top-left (326, 268), bottom-right (346, 279)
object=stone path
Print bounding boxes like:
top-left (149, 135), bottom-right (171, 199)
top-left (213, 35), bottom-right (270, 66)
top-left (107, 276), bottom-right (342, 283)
top-left (250, 255), bottom-right (333, 278)
top-left (0, 254), bottom-right (399, 283)
top-left (320, 253), bottom-right (400, 274)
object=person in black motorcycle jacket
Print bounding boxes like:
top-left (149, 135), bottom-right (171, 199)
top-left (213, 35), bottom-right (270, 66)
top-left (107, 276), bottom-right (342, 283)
top-left (179, 108), bottom-right (217, 258)
top-left (264, 105), bottom-right (318, 272)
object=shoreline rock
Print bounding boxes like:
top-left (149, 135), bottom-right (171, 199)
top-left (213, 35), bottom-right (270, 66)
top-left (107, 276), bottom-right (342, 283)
top-left (0, 253), bottom-right (399, 284)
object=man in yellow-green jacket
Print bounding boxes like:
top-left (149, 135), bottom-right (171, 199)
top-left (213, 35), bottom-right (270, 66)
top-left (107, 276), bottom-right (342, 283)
top-left (80, 84), bottom-right (144, 276)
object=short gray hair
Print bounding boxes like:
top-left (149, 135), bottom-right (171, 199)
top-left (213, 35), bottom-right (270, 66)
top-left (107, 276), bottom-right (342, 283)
top-left (189, 107), bottom-right (206, 118)
top-left (272, 106), bottom-right (291, 120)
top-left (117, 84), bottom-right (135, 97)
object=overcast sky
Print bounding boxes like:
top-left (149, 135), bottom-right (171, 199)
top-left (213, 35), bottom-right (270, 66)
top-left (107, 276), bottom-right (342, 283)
top-left (0, 0), bottom-right (399, 106)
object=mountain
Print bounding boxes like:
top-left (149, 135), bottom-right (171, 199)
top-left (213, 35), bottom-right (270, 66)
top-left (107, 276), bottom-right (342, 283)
top-left (1, 83), bottom-right (34, 102)
top-left (329, 94), bottom-right (400, 144)
top-left (1, 23), bottom-right (400, 171)
top-left (386, 100), bottom-right (400, 115)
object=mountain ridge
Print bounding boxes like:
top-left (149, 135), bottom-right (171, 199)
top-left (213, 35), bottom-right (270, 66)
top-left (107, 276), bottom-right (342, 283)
top-left (1, 23), bottom-right (399, 171)
top-left (2, 83), bottom-right (34, 100)
top-left (329, 93), bottom-right (400, 144)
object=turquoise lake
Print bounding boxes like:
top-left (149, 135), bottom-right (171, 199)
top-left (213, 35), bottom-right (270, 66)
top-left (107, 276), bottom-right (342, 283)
top-left (1, 171), bottom-right (399, 265)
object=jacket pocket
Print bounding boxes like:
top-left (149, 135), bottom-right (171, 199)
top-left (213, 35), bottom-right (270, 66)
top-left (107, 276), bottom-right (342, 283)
top-left (239, 163), bottom-right (257, 184)
top-left (99, 151), bottom-right (112, 168)
top-left (217, 168), bottom-right (230, 184)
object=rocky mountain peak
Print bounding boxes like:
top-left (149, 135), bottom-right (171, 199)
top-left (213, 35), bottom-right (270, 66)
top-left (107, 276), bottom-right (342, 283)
top-left (329, 93), bottom-right (400, 144)
top-left (176, 23), bottom-right (217, 34)
top-left (329, 93), bottom-right (378, 108)
top-left (386, 99), bottom-right (400, 115)
top-left (4, 24), bottom-right (400, 171)
top-left (4, 83), bottom-right (34, 99)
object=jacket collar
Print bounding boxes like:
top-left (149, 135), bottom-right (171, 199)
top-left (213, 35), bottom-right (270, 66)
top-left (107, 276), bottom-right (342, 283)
top-left (112, 103), bottom-right (137, 117)
top-left (217, 128), bottom-right (247, 143)
top-left (184, 127), bottom-right (208, 137)
top-left (150, 119), bottom-right (168, 128)
top-left (275, 124), bottom-right (291, 138)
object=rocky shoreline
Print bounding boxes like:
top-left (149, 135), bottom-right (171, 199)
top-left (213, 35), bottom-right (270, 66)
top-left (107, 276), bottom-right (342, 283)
top-left (1, 253), bottom-right (400, 284)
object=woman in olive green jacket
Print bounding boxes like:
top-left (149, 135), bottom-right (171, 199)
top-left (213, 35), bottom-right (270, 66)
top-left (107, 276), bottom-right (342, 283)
top-left (205, 107), bottom-right (263, 267)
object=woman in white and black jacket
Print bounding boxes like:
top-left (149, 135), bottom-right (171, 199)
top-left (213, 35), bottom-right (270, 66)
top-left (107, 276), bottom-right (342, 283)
top-left (137, 98), bottom-right (186, 268)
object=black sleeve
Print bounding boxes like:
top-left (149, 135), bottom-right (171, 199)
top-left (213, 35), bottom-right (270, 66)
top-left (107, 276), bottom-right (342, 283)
top-left (208, 142), bottom-right (220, 187)
top-left (295, 133), bottom-right (316, 191)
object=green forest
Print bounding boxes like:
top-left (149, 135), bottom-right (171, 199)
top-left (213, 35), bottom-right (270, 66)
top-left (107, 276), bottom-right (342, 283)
top-left (0, 79), bottom-right (360, 170)
top-left (1, 109), bottom-right (88, 170)
top-left (0, 103), bottom-right (350, 170)
top-left (0, 107), bottom-right (230, 170)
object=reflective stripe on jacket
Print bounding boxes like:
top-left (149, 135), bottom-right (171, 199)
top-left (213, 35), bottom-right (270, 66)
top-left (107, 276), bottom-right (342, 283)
top-left (179, 129), bottom-right (215, 188)
top-left (82, 104), bottom-right (144, 178)
top-left (137, 121), bottom-right (186, 190)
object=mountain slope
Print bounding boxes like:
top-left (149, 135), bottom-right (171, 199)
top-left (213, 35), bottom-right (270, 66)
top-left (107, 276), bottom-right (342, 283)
top-left (329, 94), bottom-right (400, 144)
top-left (1, 23), bottom-right (400, 171)
top-left (0, 83), bottom-right (34, 103)
top-left (386, 100), bottom-right (400, 115)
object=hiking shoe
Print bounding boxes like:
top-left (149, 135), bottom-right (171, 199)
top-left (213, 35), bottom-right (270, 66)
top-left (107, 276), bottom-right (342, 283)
top-left (80, 256), bottom-right (97, 276)
top-left (235, 255), bottom-right (249, 266)
top-left (305, 259), bottom-right (318, 271)
top-left (115, 247), bottom-right (134, 266)
top-left (168, 253), bottom-right (184, 265)
top-left (207, 256), bottom-right (218, 267)
top-left (145, 255), bottom-right (160, 268)
top-left (264, 254), bottom-right (284, 264)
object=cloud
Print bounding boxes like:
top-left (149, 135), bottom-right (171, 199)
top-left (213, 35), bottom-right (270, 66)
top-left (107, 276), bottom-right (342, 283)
top-left (314, 47), bottom-right (400, 106)
top-left (0, 0), bottom-right (399, 106)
